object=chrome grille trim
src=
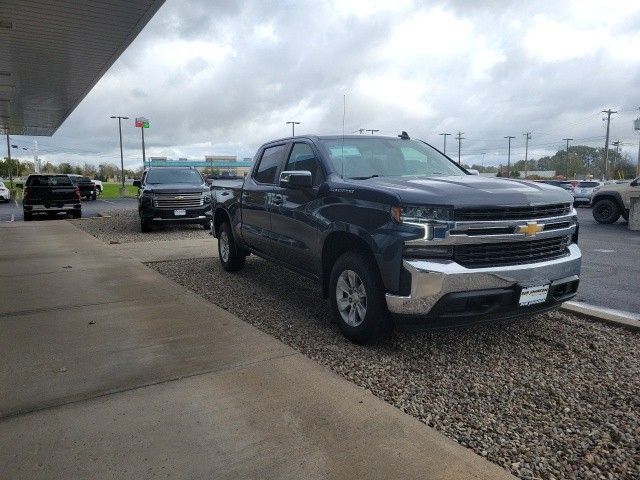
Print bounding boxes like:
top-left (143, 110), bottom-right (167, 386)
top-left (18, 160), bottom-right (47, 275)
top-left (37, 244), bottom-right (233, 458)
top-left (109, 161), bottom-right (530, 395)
top-left (152, 193), bottom-right (204, 208)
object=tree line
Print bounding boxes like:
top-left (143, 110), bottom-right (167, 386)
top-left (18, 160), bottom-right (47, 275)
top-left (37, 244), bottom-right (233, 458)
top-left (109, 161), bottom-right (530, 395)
top-left (1, 159), bottom-right (143, 181)
top-left (469, 145), bottom-right (637, 179)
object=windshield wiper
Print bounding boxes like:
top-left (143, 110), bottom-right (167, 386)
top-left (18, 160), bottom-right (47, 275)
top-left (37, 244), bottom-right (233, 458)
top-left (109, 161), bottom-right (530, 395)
top-left (349, 174), bottom-right (382, 180)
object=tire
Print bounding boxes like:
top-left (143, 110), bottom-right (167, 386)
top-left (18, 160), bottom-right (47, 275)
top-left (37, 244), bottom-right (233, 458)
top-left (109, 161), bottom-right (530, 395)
top-left (73, 210), bottom-right (82, 219)
top-left (140, 216), bottom-right (152, 232)
top-left (621, 210), bottom-right (629, 222)
top-left (592, 198), bottom-right (620, 224)
top-left (218, 222), bottom-right (245, 271)
top-left (201, 221), bottom-right (210, 230)
top-left (329, 251), bottom-right (392, 344)
top-left (91, 194), bottom-right (97, 201)
top-left (23, 211), bottom-right (32, 222)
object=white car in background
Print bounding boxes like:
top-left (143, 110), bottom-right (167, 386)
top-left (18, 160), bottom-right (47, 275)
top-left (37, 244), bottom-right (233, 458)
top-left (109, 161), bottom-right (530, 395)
top-left (92, 179), bottom-right (103, 195)
top-left (573, 180), bottom-right (602, 206)
top-left (0, 181), bottom-right (10, 202)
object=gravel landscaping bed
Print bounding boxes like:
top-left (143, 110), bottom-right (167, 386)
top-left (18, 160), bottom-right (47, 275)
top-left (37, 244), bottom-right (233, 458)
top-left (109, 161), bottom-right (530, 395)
top-left (149, 256), bottom-right (640, 480)
top-left (70, 209), bottom-right (209, 244)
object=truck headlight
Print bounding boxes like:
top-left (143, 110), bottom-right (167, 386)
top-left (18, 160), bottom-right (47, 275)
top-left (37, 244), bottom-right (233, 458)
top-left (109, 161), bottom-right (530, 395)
top-left (391, 206), bottom-right (452, 223)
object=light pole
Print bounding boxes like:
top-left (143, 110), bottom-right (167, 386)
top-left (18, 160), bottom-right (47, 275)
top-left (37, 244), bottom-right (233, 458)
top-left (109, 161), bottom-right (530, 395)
top-left (523, 132), bottom-right (531, 179)
top-left (11, 144), bottom-right (27, 177)
top-left (505, 136), bottom-right (515, 177)
top-left (110, 115), bottom-right (129, 189)
top-left (563, 138), bottom-right (573, 179)
top-left (286, 121), bottom-right (300, 136)
top-left (439, 133), bottom-right (451, 155)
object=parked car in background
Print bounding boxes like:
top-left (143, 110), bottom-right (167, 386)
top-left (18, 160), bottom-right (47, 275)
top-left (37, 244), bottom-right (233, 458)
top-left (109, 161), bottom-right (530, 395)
top-left (134, 167), bottom-right (211, 232)
top-left (572, 180), bottom-right (601, 206)
top-left (537, 180), bottom-right (574, 192)
top-left (68, 175), bottom-right (97, 200)
top-left (591, 177), bottom-right (640, 223)
top-left (22, 174), bottom-right (81, 221)
top-left (211, 133), bottom-right (581, 344)
top-left (92, 179), bottom-right (103, 195)
top-left (0, 181), bottom-right (10, 202)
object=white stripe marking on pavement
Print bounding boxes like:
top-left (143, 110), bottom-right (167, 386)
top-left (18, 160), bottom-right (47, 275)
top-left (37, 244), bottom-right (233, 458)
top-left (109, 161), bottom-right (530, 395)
top-left (98, 199), bottom-right (117, 205)
top-left (593, 249), bottom-right (616, 253)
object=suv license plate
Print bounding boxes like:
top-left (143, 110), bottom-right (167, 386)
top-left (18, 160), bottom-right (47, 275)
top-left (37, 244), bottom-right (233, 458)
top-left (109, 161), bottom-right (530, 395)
top-left (519, 284), bottom-right (549, 306)
top-left (174, 209), bottom-right (186, 216)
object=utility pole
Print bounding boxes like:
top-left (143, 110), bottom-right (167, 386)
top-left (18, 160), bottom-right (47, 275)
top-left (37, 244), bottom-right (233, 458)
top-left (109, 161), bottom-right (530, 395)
top-left (110, 115), bottom-right (129, 189)
top-left (563, 138), bottom-right (573, 178)
top-left (455, 131), bottom-right (464, 164)
top-left (4, 127), bottom-right (12, 190)
top-left (504, 136), bottom-right (515, 177)
top-left (602, 109), bottom-right (617, 181)
top-left (365, 129), bottom-right (379, 135)
top-left (439, 132), bottom-right (451, 155)
top-left (611, 140), bottom-right (622, 179)
top-left (635, 108), bottom-right (640, 177)
top-left (523, 132), bottom-right (531, 179)
top-left (286, 121), bottom-right (300, 136)
top-left (481, 152), bottom-right (486, 171)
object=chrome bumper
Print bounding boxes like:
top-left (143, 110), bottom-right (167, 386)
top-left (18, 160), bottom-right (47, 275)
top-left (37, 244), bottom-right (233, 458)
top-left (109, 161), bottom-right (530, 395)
top-left (386, 244), bottom-right (582, 315)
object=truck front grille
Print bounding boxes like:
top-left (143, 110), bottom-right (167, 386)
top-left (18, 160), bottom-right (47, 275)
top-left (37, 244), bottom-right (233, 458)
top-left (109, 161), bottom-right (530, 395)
top-left (153, 193), bottom-right (203, 209)
top-left (454, 203), bottom-right (571, 221)
top-left (454, 236), bottom-right (571, 268)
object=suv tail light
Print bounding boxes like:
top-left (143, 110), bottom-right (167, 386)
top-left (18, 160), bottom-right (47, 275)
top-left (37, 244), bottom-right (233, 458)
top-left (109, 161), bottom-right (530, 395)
top-left (74, 187), bottom-right (80, 200)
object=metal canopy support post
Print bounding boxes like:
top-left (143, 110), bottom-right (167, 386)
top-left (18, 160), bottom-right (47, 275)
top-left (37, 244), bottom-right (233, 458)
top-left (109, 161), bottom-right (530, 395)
top-left (5, 128), bottom-right (12, 190)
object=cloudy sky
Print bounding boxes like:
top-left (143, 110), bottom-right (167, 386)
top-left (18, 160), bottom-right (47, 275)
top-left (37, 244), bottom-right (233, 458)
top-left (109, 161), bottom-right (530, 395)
top-left (12, 0), bottom-right (640, 169)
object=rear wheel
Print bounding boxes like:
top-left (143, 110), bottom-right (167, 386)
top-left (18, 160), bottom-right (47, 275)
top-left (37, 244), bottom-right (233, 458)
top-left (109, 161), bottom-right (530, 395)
top-left (73, 210), bottom-right (82, 219)
top-left (329, 251), bottom-right (392, 344)
top-left (592, 199), bottom-right (620, 224)
top-left (23, 211), bottom-right (32, 222)
top-left (218, 222), bottom-right (245, 271)
top-left (91, 194), bottom-right (97, 201)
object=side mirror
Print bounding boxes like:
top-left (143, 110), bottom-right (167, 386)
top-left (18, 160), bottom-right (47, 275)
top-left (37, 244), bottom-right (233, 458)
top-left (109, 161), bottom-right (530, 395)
top-left (279, 170), bottom-right (312, 189)
top-left (133, 179), bottom-right (142, 188)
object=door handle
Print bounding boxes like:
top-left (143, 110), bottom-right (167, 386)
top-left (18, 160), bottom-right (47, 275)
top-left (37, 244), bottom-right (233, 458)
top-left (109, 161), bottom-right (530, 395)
top-left (272, 194), bottom-right (283, 206)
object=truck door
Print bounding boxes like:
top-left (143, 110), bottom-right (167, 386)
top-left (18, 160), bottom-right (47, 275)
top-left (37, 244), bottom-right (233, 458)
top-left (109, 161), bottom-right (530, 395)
top-left (270, 142), bottom-right (324, 275)
top-left (241, 144), bottom-right (287, 257)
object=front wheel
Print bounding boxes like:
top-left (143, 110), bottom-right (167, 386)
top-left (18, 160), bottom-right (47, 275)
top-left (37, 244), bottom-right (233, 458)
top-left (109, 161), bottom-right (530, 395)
top-left (329, 251), bottom-right (392, 344)
top-left (592, 199), bottom-right (620, 224)
top-left (72, 210), bottom-right (82, 219)
top-left (140, 216), bottom-right (152, 232)
top-left (218, 222), bottom-right (245, 271)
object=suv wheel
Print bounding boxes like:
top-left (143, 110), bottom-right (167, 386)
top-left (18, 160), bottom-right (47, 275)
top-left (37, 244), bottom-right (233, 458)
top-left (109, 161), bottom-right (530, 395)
top-left (218, 222), bottom-right (245, 271)
top-left (23, 211), bottom-right (32, 222)
top-left (592, 198), bottom-right (620, 224)
top-left (329, 251), bottom-right (392, 344)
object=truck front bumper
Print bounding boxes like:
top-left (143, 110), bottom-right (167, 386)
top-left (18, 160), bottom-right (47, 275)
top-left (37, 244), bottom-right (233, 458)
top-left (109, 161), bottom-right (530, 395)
top-left (386, 244), bottom-right (581, 319)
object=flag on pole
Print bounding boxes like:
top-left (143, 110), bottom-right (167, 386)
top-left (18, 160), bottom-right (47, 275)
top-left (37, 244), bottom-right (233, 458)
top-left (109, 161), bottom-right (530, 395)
top-left (135, 117), bottom-right (149, 128)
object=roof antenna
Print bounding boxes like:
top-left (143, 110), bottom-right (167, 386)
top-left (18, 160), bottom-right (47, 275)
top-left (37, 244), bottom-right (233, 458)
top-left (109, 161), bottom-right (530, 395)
top-left (341, 94), bottom-right (346, 178)
top-left (398, 131), bottom-right (410, 140)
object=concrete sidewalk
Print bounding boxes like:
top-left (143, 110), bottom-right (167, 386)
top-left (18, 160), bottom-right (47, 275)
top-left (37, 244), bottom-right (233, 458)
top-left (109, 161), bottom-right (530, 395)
top-left (0, 220), bottom-right (514, 480)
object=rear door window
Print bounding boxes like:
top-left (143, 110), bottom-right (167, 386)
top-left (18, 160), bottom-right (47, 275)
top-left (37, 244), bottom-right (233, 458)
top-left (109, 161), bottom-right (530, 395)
top-left (254, 144), bottom-right (286, 184)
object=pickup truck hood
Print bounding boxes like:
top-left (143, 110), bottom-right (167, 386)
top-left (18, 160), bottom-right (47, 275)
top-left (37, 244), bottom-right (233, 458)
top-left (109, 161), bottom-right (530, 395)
top-left (361, 175), bottom-right (573, 208)
top-left (145, 184), bottom-right (208, 194)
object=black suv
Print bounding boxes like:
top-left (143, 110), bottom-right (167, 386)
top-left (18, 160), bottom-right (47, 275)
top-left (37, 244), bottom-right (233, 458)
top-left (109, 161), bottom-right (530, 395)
top-left (134, 167), bottom-right (211, 232)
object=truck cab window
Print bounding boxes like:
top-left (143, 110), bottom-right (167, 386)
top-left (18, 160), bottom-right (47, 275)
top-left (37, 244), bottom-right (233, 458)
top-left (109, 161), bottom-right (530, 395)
top-left (285, 143), bottom-right (322, 185)
top-left (254, 144), bottom-right (286, 184)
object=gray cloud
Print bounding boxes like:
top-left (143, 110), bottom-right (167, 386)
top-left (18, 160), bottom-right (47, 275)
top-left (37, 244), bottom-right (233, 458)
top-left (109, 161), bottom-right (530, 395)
top-left (17, 0), bottom-right (640, 170)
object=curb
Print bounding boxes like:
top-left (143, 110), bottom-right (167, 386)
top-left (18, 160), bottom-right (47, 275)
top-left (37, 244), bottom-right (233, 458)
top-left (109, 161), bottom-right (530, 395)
top-left (561, 301), bottom-right (640, 331)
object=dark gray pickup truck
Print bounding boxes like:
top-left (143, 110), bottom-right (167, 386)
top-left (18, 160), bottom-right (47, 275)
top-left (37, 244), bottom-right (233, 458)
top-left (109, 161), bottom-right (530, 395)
top-left (23, 174), bottom-right (81, 221)
top-left (211, 134), bottom-right (581, 343)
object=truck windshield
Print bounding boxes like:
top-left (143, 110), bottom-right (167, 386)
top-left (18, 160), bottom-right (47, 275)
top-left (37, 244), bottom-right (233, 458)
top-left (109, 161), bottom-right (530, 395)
top-left (146, 169), bottom-right (203, 184)
top-left (319, 138), bottom-right (465, 179)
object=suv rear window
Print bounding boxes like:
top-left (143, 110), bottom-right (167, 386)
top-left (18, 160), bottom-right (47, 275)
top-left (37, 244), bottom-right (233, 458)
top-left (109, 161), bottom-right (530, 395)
top-left (27, 175), bottom-right (73, 187)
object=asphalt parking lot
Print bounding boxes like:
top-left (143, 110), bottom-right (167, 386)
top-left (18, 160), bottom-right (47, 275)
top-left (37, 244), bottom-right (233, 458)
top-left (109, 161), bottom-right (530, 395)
top-left (573, 207), bottom-right (640, 313)
top-left (0, 197), bottom-right (137, 222)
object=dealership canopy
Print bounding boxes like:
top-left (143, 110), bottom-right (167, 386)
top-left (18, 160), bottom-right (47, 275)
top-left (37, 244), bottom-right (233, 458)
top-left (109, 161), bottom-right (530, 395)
top-left (0, 0), bottom-right (165, 136)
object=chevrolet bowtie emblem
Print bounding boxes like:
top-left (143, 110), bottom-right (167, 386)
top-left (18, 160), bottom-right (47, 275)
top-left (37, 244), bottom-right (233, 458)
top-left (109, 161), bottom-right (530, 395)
top-left (518, 222), bottom-right (544, 236)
